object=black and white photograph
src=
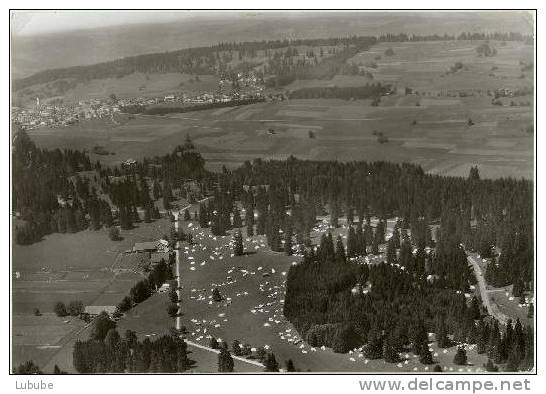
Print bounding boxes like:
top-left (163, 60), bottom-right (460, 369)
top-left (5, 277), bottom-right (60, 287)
top-left (7, 7), bottom-right (537, 386)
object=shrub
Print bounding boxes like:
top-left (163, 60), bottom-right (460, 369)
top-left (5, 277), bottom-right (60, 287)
top-left (109, 227), bottom-right (121, 241)
top-left (54, 302), bottom-right (68, 317)
top-left (68, 300), bottom-right (84, 316)
top-left (167, 303), bottom-right (179, 318)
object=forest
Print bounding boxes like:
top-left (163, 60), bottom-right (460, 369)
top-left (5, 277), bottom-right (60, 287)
top-left (13, 128), bottom-right (533, 293)
top-left (73, 322), bottom-right (192, 373)
top-left (121, 96), bottom-right (266, 115)
top-left (288, 84), bottom-right (389, 100)
top-left (12, 127), bottom-right (206, 244)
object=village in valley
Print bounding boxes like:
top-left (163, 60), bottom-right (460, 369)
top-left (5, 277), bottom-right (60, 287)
top-left (11, 11), bottom-right (535, 375)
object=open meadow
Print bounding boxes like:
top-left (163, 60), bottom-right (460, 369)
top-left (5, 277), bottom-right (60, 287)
top-left (26, 39), bottom-right (533, 179)
top-left (348, 40), bottom-right (533, 93)
top-left (29, 92), bottom-right (533, 179)
top-left (11, 217), bottom-right (174, 369)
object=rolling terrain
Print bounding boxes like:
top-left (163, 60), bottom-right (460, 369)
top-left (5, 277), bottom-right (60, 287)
top-left (12, 11), bottom-right (533, 78)
top-left (21, 38), bottom-right (534, 179)
top-left (11, 16), bottom-right (535, 374)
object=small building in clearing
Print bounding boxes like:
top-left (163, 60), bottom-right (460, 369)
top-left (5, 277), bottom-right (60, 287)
top-left (133, 241), bottom-right (159, 253)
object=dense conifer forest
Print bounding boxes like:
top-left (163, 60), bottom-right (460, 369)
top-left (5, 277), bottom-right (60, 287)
top-left (288, 84), bottom-right (389, 100)
top-left (73, 325), bottom-right (192, 373)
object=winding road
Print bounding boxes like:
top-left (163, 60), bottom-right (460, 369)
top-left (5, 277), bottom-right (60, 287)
top-left (467, 254), bottom-right (508, 325)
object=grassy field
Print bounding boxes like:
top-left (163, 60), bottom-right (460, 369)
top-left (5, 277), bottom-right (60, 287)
top-left (29, 93), bottom-right (533, 179)
top-left (11, 217), bottom-right (174, 369)
top-left (348, 40), bottom-right (533, 93)
top-left (26, 39), bottom-right (533, 179)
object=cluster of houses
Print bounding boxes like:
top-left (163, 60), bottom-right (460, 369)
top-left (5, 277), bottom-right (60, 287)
top-left (13, 68), bottom-right (269, 131)
top-left (12, 98), bottom-right (122, 130)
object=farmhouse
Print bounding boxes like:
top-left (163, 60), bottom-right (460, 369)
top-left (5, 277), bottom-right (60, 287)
top-left (133, 241), bottom-right (158, 253)
top-left (133, 239), bottom-right (171, 254)
top-left (83, 305), bottom-right (117, 317)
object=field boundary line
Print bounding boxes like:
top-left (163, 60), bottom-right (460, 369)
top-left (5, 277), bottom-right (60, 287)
top-left (184, 340), bottom-right (265, 368)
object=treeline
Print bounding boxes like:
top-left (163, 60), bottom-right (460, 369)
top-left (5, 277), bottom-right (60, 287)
top-left (378, 31), bottom-right (532, 43)
top-left (73, 323), bottom-right (192, 373)
top-left (12, 128), bottom-right (96, 244)
top-left (218, 159), bottom-right (532, 288)
top-left (288, 84), bottom-right (389, 100)
top-left (264, 39), bottom-right (374, 88)
top-left (15, 31), bottom-right (531, 92)
top-left (14, 35), bottom-right (373, 90)
top-left (114, 260), bottom-right (174, 317)
top-left (121, 96), bottom-right (266, 116)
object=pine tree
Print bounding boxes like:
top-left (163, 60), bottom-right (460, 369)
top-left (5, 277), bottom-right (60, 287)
top-left (284, 229), bottom-right (293, 256)
top-left (386, 238), bottom-right (397, 265)
top-left (246, 209), bottom-right (254, 236)
top-left (232, 207), bottom-right (243, 228)
top-left (264, 353), bottom-right (279, 372)
top-left (453, 346), bottom-right (468, 365)
top-left (335, 235), bottom-right (346, 263)
top-left (285, 359), bottom-right (296, 372)
top-left (383, 335), bottom-right (400, 363)
top-left (364, 330), bottom-right (384, 359)
top-left (209, 337), bottom-right (219, 349)
top-left (212, 287), bottom-right (222, 302)
top-left (419, 347), bottom-right (434, 365)
top-left (144, 206), bottom-right (152, 223)
top-left (436, 316), bottom-right (451, 348)
top-left (233, 230), bottom-right (244, 256)
top-left (218, 348), bottom-right (234, 372)
top-left (484, 359), bottom-right (499, 372)
top-left (371, 234), bottom-right (380, 255)
top-left (163, 194), bottom-right (171, 211)
top-left (411, 320), bottom-right (428, 355)
top-left (347, 226), bottom-right (358, 258)
top-left (505, 344), bottom-right (522, 372)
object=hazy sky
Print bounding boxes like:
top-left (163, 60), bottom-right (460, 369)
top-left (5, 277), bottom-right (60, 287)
top-left (11, 10), bottom-right (534, 37)
top-left (11, 10), bottom-right (196, 36)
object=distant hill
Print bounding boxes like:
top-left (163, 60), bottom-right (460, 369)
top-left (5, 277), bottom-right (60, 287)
top-left (12, 11), bottom-right (533, 78)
